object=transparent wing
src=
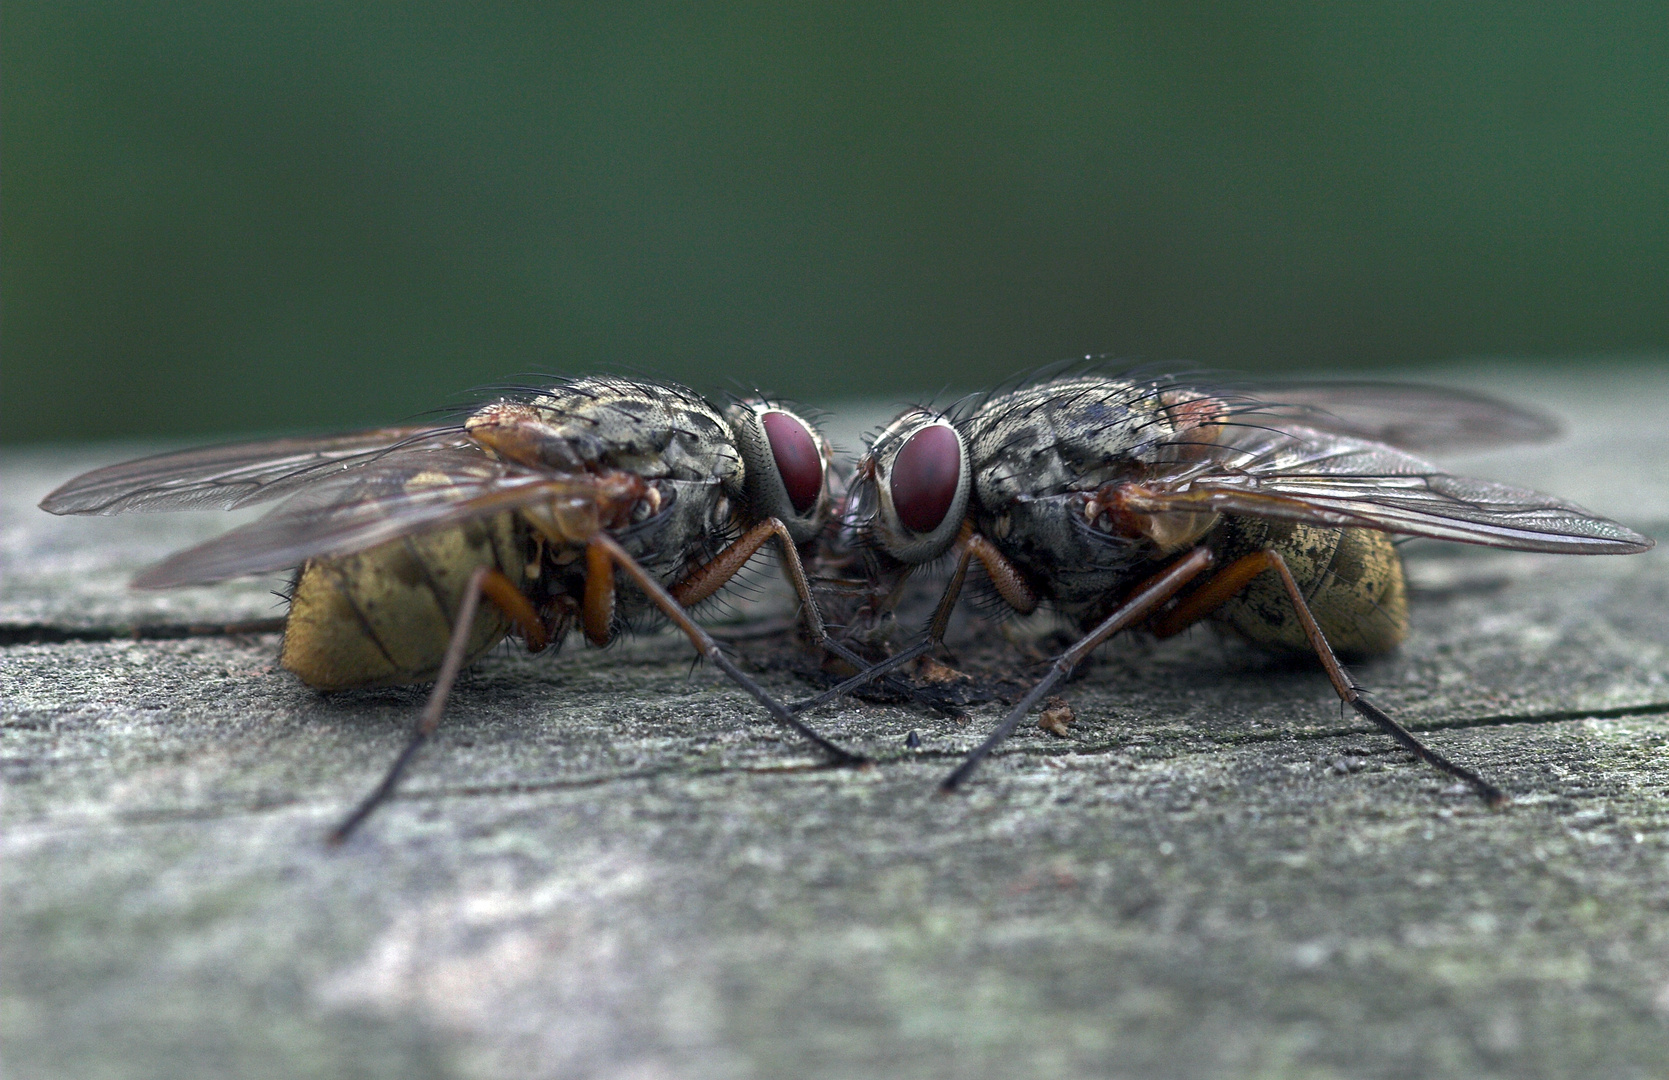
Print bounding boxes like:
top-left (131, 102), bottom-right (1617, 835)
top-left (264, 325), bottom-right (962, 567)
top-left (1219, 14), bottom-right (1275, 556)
top-left (39, 426), bottom-right (471, 514)
top-left (1126, 425), bottom-right (1653, 554)
top-left (1232, 381), bottom-right (1559, 452)
top-left (130, 445), bottom-right (586, 588)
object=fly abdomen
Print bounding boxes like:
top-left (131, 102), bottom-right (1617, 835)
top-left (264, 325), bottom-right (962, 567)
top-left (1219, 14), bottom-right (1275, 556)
top-left (281, 513), bottom-right (532, 690)
top-left (1208, 517), bottom-right (1409, 657)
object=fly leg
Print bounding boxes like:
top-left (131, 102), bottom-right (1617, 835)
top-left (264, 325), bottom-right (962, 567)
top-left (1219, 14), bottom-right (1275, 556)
top-left (1147, 548), bottom-right (1507, 807)
top-left (789, 524), bottom-right (1038, 715)
top-left (588, 533), bottom-right (867, 766)
top-left (673, 519), bottom-right (965, 719)
top-left (329, 565), bottom-right (547, 844)
top-left (582, 540), bottom-right (617, 646)
top-left (940, 547), bottom-right (1215, 793)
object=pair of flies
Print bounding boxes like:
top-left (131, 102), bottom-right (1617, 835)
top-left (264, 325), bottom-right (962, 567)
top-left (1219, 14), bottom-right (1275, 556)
top-left (41, 371), bottom-right (1653, 841)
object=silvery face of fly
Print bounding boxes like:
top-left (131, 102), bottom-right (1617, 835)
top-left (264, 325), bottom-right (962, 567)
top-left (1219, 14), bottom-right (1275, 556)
top-left (39, 374), bottom-right (866, 842)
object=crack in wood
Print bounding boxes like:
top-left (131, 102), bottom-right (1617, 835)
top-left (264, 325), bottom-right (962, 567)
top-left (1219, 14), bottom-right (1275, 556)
top-left (0, 619), bottom-right (287, 644)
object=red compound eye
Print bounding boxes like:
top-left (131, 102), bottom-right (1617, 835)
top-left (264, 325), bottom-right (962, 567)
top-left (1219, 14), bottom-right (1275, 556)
top-left (761, 411), bottom-right (822, 514)
top-left (890, 424), bottom-right (961, 534)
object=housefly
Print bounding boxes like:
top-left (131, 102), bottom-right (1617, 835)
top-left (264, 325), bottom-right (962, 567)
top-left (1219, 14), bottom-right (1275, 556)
top-left (806, 369), bottom-right (1653, 800)
top-left (40, 376), bottom-right (875, 840)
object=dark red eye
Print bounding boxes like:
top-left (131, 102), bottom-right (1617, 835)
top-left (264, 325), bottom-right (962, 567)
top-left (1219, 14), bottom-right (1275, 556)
top-left (761, 411), bottom-right (822, 514)
top-left (890, 424), bottom-right (961, 534)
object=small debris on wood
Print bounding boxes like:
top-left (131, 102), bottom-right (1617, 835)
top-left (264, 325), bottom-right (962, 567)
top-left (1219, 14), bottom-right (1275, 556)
top-left (1038, 696), bottom-right (1076, 738)
top-left (916, 656), bottom-right (972, 685)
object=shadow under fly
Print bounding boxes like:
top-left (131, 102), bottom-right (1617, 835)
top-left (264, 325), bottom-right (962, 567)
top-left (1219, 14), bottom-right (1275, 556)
top-left (41, 376), bottom-right (891, 841)
top-left (795, 367), bottom-right (1653, 800)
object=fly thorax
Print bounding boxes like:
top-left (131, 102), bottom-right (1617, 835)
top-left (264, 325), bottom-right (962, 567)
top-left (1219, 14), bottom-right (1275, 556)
top-left (957, 375), bottom-right (1235, 611)
top-left (524, 378), bottom-right (745, 489)
top-left (964, 376), bottom-right (1196, 511)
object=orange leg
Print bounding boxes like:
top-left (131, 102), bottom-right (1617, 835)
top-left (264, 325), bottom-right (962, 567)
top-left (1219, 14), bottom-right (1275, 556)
top-left (965, 530), bottom-right (1039, 618)
top-left (918, 525), bottom-right (1039, 642)
top-left (671, 519), bottom-right (781, 608)
top-left (583, 540), bottom-right (616, 646)
top-left (931, 521), bottom-right (1037, 632)
top-left (1148, 548), bottom-right (1505, 807)
top-left (673, 518), bottom-right (838, 654)
top-left (1146, 550), bottom-right (1280, 641)
top-left (477, 567), bottom-right (551, 653)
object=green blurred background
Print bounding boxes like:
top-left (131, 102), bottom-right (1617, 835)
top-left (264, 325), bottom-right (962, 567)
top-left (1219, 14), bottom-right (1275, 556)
top-left (5, 3), bottom-right (1666, 443)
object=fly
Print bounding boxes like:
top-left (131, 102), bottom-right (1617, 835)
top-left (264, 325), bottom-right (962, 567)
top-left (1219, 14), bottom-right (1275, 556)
top-left (40, 376), bottom-right (880, 840)
top-left (802, 369), bottom-right (1654, 801)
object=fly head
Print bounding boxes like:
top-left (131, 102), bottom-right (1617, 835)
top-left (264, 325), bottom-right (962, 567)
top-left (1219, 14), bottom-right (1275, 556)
top-left (848, 408), bottom-right (970, 566)
top-left (725, 400), bottom-right (837, 544)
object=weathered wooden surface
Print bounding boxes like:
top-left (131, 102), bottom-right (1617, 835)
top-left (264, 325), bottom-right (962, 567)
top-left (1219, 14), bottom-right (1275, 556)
top-left (5, 365), bottom-right (1669, 1080)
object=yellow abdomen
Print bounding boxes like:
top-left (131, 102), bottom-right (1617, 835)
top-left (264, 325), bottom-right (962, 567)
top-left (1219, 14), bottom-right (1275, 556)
top-left (281, 514), bottom-right (531, 690)
top-left (1212, 521), bottom-right (1409, 657)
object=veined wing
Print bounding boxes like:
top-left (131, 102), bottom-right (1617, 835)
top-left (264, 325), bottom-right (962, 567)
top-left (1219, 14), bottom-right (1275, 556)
top-left (1126, 425), bottom-right (1653, 554)
top-left (131, 445), bottom-right (590, 588)
top-left (39, 426), bottom-right (472, 514)
top-left (1235, 381), bottom-right (1558, 452)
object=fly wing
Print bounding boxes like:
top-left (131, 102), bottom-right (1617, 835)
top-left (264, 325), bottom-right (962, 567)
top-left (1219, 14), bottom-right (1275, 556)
top-left (130, 445), bottom-right (585, 588)
top-left (1127, 425), bottom-right (1653, 554)
top-left (38, 426), bottom-right (472, 515)
top-left (1237, 381), bottom-right (1559, 452)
